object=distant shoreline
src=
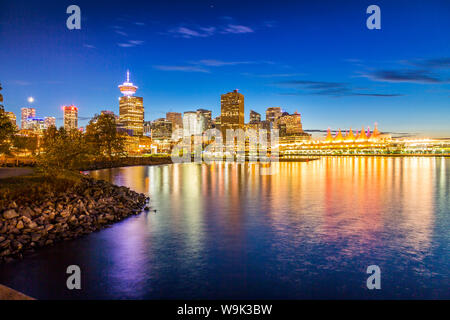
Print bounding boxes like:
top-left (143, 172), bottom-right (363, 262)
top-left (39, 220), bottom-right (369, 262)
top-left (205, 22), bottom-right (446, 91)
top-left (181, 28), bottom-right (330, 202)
top-left (1, 154), bottom-right (449, 170)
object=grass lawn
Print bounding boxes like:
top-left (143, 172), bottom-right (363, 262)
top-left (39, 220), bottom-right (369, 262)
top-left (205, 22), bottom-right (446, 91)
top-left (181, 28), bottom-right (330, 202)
top-left (0, 170), bottom-right (84, 209)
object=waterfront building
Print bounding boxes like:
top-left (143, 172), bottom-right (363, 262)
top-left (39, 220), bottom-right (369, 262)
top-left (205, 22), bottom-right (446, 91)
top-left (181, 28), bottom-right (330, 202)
top-left (274, 111), bottom-right (311, 139)
top-left (266, 107), bottom-right (282, 123)
top-left (197, 109), bottom-right (212, 130)
top-left (166, 112), bottom-right (183, 140)
top-left (0, 83), bottom-right (3, 110)
top-left (21, 107), bottom-right (36, 129)
top-left (44, 116), bottom-right (56, 129)
top-left (249, 110), bottom-right (261, 123)
top-left (25, 117), bottom-right (46, 132)
top-left (324, 124), bottom-right (388, 144)
top-left (213, 116), bottom-right (221, 130)
top-left (63, 105), bottom-right (78, 130)
top-left (143, 121), bottom-right (152, 137)
top-left (123, 135), bottom-right (155, 154)
top-left (151, 118), bottom-right (173, 140)
top-left (118, 71), bottom-right (144, 136)
top-left (183, 111), bottom-right (205, 136)
top-left (166, 112), bottom-right (183, 129)
top-left (246, 110), bottom-right (263, 132)
top-left (220, 90), bottom-right (244, 137)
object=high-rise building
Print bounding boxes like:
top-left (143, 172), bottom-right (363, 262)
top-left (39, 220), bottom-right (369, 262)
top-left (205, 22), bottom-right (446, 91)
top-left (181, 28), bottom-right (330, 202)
top-left (274, 111), bottom-right (310, 138)
top-left (249, 110), bottom-right (261, 123)
top-left (21, 107), bottom-right (36, 129)
top-left (166, 112), bottom-right (183, 140)
top-left (0, 83), bottom-right (3, 110)
top-left (183, 111), bottom-right (205, 136)
top-left (151, 118), bottom-right (173, 140)
top-left (166, 112), bottom-right (183, 129)
top-left (44, 116), bottom-right (56, 129)
top-left (63, 105), bottom-right (78, 130)
top-left (26, 117), bottom-right (46, 132)
top-left (143, 121), bottom-right (152, 136)
top-left (213, 116), bottom-right (221, 130)
top-left (119, 71), bottom-right (144, 136)
top-left (266, 107), bottom-right (282, 123)
top-left (220, 90), bottom-right (244, 137)
top-left (197, 109), bottom-right (212, 130)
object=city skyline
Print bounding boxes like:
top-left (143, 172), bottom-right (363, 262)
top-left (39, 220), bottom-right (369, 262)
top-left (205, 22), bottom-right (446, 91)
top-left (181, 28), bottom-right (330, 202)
top-left (0, 0), bottom-right (449, 137)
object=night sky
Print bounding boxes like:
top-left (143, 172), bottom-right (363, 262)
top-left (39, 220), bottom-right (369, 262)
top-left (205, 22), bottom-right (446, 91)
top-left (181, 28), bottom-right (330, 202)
top-left (0, 0), bottom-right (449, 137)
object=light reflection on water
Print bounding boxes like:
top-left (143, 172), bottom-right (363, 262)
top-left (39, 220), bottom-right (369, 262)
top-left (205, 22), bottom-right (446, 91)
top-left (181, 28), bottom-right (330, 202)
top-left (0, 157), bottom-right (449, 299)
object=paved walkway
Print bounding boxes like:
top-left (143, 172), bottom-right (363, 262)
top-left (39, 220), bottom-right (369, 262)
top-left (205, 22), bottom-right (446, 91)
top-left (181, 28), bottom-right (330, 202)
top-left (0, 168), bottom-right (34, 179)
top-left (0, 284), bottom-right (34, 300)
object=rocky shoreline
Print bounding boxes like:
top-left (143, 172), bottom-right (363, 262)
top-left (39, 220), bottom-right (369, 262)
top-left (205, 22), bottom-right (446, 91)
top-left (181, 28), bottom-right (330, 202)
top-left (0, 176), bottom-right (149, 263)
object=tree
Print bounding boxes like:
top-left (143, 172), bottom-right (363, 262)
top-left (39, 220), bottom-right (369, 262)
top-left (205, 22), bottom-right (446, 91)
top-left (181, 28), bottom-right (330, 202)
top-left (38, 126), bottom-right (91, 171)
top-left (13, 134), bottom-right (39, 156)
top-left (0, 108), bottom-right (16, 156)
top-left (85, 113), bottom-right (125, 160)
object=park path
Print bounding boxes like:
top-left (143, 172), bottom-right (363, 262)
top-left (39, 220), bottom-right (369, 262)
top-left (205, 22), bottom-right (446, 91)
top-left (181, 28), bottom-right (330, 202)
top-left (0, 168), bottom-right (33, 179)
top-left (0, 284), bottom-right (34, 300)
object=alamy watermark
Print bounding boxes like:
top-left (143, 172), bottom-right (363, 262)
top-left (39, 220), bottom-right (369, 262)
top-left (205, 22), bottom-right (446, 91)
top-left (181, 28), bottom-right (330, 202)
top-left (66, 5), bottom-right (81, 30)
top-left (366, 5), bottom-right (381, 30)
top-left (66, 265), bottom-right (81, 290)
top-left (366, 265), bottom-right (381, 290)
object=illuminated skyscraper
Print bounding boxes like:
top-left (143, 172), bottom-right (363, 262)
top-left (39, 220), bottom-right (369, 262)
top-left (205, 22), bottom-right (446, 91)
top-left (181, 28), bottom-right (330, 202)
top-left (274, 111), bottom-right (309, 137)
top-left (21, 107), bottom-right (36, 129)
top-left (183, 111), bottom-right (205, 136)
top-left (63, 105), bottom-right (78, 130)
top-left (0, 83), bottom-right (3, 110)
top-left (249, 110), bottom-right (261, 123)
top-left (151, 118), bottom-right (173, 140)
top-left (44, 116), bottom-right (56, 129)
top-left (166, 112), bottom-right (183, 140)
top-left (119, 71), bottom-right (144, 136)
top-left (220, 90), bottom-right (244, 137)
top-left (197, 109), bottom-right (212, 130)
top-left (213, 116), bottom-right (221, 130)
top-left (266, 107), bottom-right (282, 123)
top-left (26, 117), bottom-right (46, 132)
top-left (166, 112), bottom-right (183, 129)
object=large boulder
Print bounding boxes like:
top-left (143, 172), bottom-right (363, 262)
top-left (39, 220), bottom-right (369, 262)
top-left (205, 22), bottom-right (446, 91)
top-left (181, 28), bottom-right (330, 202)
top-left (3, 209), bottom-right (19, 219)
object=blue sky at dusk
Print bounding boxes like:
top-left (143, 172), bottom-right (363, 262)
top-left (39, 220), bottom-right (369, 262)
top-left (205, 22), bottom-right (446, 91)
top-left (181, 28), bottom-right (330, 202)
top-left (0, 0), bottom-right (449, 137)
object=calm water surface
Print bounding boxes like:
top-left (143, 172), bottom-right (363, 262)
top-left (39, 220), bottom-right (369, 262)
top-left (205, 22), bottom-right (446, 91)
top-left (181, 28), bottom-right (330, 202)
top-left (1, 157), bottom-right (449, 299)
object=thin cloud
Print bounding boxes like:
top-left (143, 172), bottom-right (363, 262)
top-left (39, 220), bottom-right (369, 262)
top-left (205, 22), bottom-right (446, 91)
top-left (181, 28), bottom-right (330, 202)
top-left (405, 57), bottom-right (450, 69)
top-left (167, 19), bottom-right (260, 39)
top-left (193, 59), bottom-right (253, 67)
top-left (222, 24), bottom-right (254, 34)
top-left (277, 80), bottom-right (402, 97)
top-left (352, 93), bottom-right (403, 97)
top-left (115, 30), bottom-right (128, 36)
top-left (129, 40), bottom-right (144, 45)
top-left (117, 40), bottom-right (145, 48)
top-left (83, 44), bottom-right (96, 49)
top-left (156, 59), bottom-right (271, 73)
top-left (9, 80), bottom-right (31, 86)
top-left (169, 26), bottom-right (216, 38)
top-left (364, 69), bottom-right (443, 84)
top-left (243, 72), bottom-right (304, 78)
top-left (153, 65), bottom-right (210, 73)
